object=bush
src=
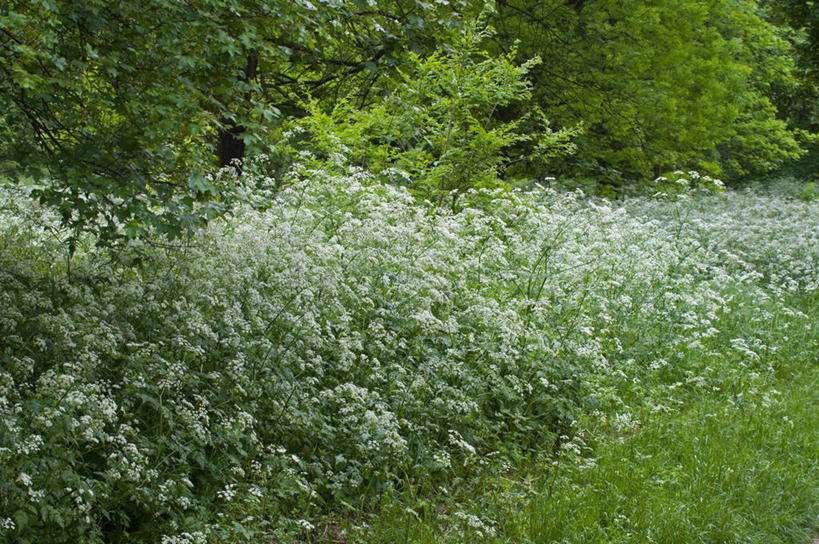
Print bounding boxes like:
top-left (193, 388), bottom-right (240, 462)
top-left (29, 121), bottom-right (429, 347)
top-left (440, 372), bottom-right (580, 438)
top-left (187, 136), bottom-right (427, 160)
top-left (0, 175), bottom-right (582, 543)
top-left (275, 22), bottom-right (576, 209)
top-left (2, 173), bottom-right (817, 543)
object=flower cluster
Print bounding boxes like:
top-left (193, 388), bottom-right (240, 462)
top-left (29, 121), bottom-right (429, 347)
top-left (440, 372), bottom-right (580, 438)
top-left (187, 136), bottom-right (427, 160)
top-left (1, 172), bottom-right (815, 542)
top-left (649, 170), bottom-right (725, 195)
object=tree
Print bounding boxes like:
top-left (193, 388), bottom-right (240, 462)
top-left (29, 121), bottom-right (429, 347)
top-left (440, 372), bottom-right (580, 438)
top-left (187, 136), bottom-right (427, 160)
top-left (764, 0), bottom-right (819, 180)
top-left (778, 0), bottom-right (819, 78)
top-left (284, 22), bottom-right (576, 208)
top-left (492, 0), bottom-right (805, 182)
top-left (0, 0), bottom-right (477, 242)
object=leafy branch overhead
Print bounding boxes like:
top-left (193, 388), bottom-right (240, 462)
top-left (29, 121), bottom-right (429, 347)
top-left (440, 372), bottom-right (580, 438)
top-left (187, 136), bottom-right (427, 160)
top-left (0, 0), bottom-right (479, 241)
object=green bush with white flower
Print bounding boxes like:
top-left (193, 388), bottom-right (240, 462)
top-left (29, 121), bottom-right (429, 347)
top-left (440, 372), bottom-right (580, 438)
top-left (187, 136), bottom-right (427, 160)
top-left (647, 170), bottom-right (726, 196)
top-left (1, 168), bottom-right (817, 543)
top-left (0, 173), bottom-right (580, 543)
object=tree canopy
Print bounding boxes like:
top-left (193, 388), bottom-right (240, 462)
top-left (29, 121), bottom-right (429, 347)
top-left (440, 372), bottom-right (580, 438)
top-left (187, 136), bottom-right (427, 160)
top-left (1, 0), bottom-right (816, 241)
top-left (493, 0), bottom-right (806, 181)
top-left (0, 0), bottom-right (478, 240)
top-left (778, 0), bottom-right (819, 78)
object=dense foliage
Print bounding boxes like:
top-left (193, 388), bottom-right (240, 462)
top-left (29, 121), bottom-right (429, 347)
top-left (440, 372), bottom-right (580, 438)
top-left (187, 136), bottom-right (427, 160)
top-left (2, 170), bottom-right (817, 542)
top-left (778, 0), bottom-right (819, 78)
top-left (493, 0), bottom-right (808, 181)
top-left (1, 1), bottom-right (818, 542)
top-left (2, 0), bottom-right (817, 236)
top-left (0, 0), bottom-right (479, 240)
top-left (279, 24), bottom-right (576, 206)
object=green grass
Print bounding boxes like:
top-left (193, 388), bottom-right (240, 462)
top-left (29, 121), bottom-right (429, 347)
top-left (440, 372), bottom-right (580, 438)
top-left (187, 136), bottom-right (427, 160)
top-left (517, 378), bottom-right (819, 543)
top-left (341, 291), bottom-right (819, 544)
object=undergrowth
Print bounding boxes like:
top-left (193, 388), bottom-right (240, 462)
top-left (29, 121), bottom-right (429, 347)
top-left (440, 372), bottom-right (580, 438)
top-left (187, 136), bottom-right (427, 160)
top-left (0, 173), bottom-right (816, 543)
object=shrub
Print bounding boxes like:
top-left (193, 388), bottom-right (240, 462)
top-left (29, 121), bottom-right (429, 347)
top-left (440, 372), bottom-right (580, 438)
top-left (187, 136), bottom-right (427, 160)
top-left (275, 22), bottom-right (576, 209)
top-left (1, 176), bottom-right (582, 542)
top-left (1, 174), bottom-right (816, 543)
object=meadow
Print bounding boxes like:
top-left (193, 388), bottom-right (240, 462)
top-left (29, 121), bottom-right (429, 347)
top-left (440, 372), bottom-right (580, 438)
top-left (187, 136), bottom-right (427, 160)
top-left (1, 172), bottom-right (817, 543)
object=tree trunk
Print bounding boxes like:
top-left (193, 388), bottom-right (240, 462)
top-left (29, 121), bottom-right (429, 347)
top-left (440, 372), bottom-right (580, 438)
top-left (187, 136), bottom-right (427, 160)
top-left (217, 123), bottom-right (246, 169)
top-left (568, 0), bottom-right (586, 13)
top-left (217, 52), bottom-right (258, 170)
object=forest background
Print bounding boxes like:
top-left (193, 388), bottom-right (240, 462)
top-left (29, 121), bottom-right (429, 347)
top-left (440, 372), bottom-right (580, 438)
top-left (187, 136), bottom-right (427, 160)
top-left (2, 0), bottom-right (818, 239)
